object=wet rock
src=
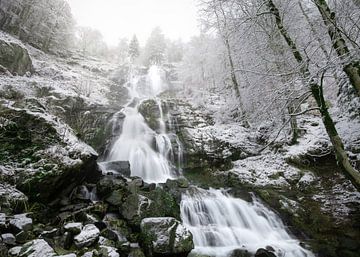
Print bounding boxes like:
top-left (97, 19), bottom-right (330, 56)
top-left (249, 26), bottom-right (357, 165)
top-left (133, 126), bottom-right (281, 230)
top-left (0, 184), bottom-right (28, 213)
top-left (0, 38), bottom-right (34, 76)
top-left (19, 239), bottom-right (56, 257)
top-left (105, 190), bottom-right (125, 206)
top-left (121, 194), bottom-right (154, 226)
top-left (140, 217), bottom-right (194, 256)
top-left (101, 228), bottom-right (127, 244)
top-left (74, 224), bottom-right (100, 248)
top-left (64, 222), bottom-right (82, 235)
top-left (229, 249), bottom-right (252, 257)
top-left (138, 99), bottom-right (163, 131)
top-left (99, 245), bottom-right (120, 257)
top-left (255, 248), bottom-right (277, 257)
top-left (97, 175), bottom-right (127, 197)
top-left (9, 214), bottom-right (33, 233)
top-left (99, 161), bottom-right (131, 177)
top-left (1, 233), bottom-right (16, 245)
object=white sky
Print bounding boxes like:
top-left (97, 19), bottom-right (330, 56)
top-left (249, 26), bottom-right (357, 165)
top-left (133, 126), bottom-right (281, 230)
top-left (66, 0), bottom-right (200, 46)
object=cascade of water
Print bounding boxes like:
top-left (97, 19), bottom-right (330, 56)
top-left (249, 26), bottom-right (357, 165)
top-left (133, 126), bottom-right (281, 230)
top-left (180, 188), bottom-right (314, 257)
top-left (106, 65), bottom-right (183, 183)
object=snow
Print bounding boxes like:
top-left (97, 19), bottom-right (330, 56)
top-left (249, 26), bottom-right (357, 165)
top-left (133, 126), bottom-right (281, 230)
top-left (74, 224), bottom-right (100, 248)
top-left (9, 214), bottom-right (33, 232)
top-left (230, 154), bottom-right (297, 187)
top-left (285, 116), bottom-right (331, 161)
top-left (19, 239), bottom-right (55, 257)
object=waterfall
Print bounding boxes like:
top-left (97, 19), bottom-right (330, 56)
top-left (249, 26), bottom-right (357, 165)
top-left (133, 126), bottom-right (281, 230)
top-left (180, 188), bottom-right (314, 257)
top-left (106, 65), bottom-right (183, 183)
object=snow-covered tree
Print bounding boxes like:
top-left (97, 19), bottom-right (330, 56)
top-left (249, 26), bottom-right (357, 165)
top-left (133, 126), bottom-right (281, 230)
top-left (128, 35), bottom-right (140, 62)
top-left (76, 27), bottom-right (107, 57)
top-left (0, 0), bottom-right (74, 53)
top-left (117, 37), bottom-right (129, 64)
top-left (143, 27), bottom-right (166, 66)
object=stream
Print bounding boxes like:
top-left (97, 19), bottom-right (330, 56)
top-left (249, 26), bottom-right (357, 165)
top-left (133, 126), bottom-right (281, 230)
top-left (104, 66), bottom-right (314, 257)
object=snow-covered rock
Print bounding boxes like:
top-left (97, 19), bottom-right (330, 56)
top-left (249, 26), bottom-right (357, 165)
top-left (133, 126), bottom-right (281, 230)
top-left (64, 222), bottom-right (82, 235)
top-left (19, 239), bottom-right (56, 257)
top-left (1, 233), bottom-right (16, 245)
top-left (8, 246), bottom-right (22, 256)
top-left (9, 214), bottom-right (33, 233)
top-left (74, 224), bottom-right (100, 248)
top-left (99, 246), bottom-right (120, 257)
top-left (140, 217), bottom-right (194, 256)
top-left (0, 102), bottom-right (100, 202)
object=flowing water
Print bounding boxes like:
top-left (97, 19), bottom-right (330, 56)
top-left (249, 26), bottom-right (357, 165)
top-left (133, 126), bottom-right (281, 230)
top-left (106, 65), bottom-right (182, 183)
top-left (105, 65), bottom-right (314, 257)
top-left (181, 188), bottom-right (314, 257)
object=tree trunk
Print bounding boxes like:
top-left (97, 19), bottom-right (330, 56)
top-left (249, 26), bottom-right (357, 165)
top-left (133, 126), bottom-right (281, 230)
top-left (313, 0), bottom-right (360, 95)
top-left (267, 0), bottom-right (360, 188)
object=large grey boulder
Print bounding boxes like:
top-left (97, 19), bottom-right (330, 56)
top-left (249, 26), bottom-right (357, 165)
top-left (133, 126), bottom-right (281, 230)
top-left (74, 224), bottom-right (100, 248)
top-left (0, 104), bottom-right (100, 202)
top-left (19, 239), bottom-right (56, 257)
top-left (140, 217), bottom-right (194, 257)
top-left (0, 36), bottom-right (34, 76)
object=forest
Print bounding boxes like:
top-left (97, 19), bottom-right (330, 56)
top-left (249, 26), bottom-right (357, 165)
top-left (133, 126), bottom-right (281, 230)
top-left (0, 0), bottom-right (359, 257)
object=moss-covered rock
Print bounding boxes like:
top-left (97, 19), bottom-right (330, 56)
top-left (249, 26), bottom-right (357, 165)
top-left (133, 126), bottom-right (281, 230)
top-left (140, 217), bottom-right (194, 257)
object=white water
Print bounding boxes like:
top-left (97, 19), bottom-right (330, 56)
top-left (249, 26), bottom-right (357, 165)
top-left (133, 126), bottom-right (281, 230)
top-left (107, 65), bottom-right (182, 183)
top-left (181, 188), bottom-right (315, 257)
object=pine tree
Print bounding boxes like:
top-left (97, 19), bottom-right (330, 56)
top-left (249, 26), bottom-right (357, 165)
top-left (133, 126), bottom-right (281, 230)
top-left (128, 35), bottom-right (140, 62)
top-left (144, 27), bottom-right (166, 65)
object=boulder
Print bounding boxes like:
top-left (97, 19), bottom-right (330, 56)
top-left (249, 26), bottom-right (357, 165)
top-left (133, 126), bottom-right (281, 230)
top-left (120, 194), bottom-right (154, 226)
top-left (96, 175), bottom-right (127, 197)
top-left (140, 217), bottom-right (194, 257)
top-left (19, 239), bottom-right (56, 257)
top-left (138, 99), bottom-right (163, 131)
top-left (0, 184), bottom-right (28, 213)
top-left (255, 248), bottom-right (277, 257)
top-left (74, 224), bottom-right (100, 248)
top-left (8, 246), bottom-right (22, 256)
top-left (9, 214), bottom-right (33, 233)
top-left (0, 37), bottom-right (34, 76)
top-left (0, 104), bottom-right (100, 202)
top-left (1, 233), bottom-right (16, 245)
top-left (64, 222), bottom-right (82, 235)
top-left (229, 249), bottom-right (252, 257)
top-left (99, 161), bottom-right (131, 177)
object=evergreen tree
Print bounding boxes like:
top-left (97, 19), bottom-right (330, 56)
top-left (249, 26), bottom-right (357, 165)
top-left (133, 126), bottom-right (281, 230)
top-left (143, 27), bottom-right (166, 65)
top-left (128, 35), bottom-right (140, 62)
